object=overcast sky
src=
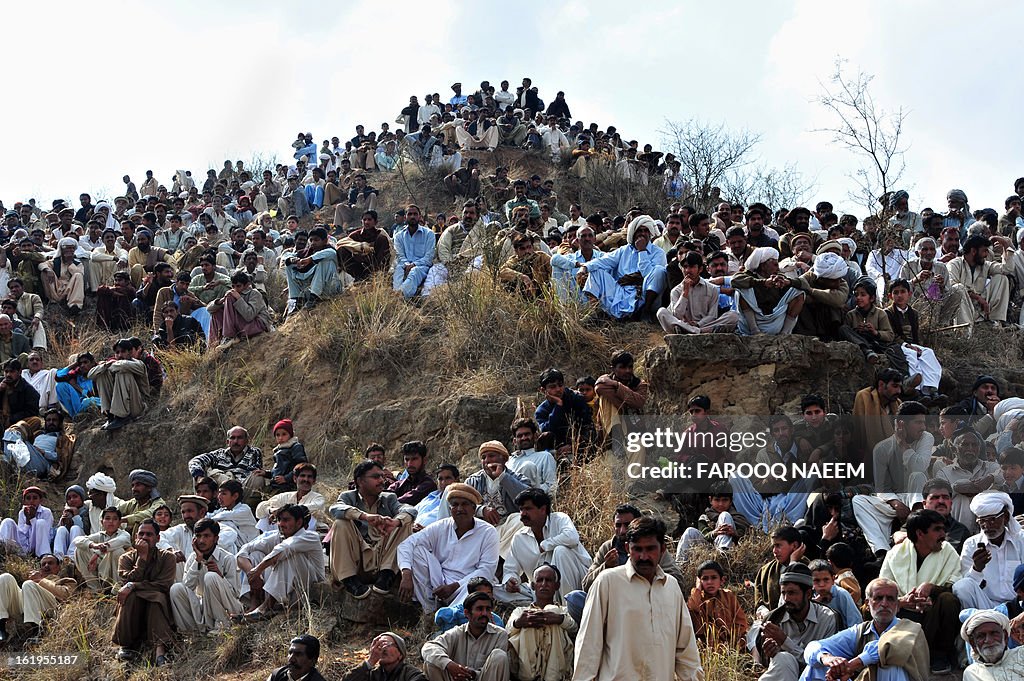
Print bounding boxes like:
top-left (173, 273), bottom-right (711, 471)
top-left (3, 0), bottom-right (1020, 217)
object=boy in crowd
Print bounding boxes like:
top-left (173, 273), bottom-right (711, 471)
top-left (686, 559), bottom-right (748, 649)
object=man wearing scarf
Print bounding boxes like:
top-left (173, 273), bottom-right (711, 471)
top-left (117, 469), bottom-right (166, 536)
top-left (802, 577), bottom-right (929, 681)
top-left (791, 252), bottom-right (850, 338)
top-left (953, 492), bottom-right (1024, 610)
top-left (733, 247), bottom-right (806, 335)
top-left (888, 190), bottom-right (924, 241)
top-left (126, 229), bottom-right (174, 287)
top-left (944, 188), bottom-right (976, 242)
top-left (961, 610), bottom-right (1024, 680)
top-left (583, 215), bottom-right (668, 322)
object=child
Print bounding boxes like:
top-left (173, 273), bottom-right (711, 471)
top-left (825, 542), bottom-right (862, 606)
top-left (152, 504), bottom-right (173, 533)
top-left (434, 576), bottom-right (505, 633)
top-left (839, 277), bottom-right (900, 368)
top-left (52, 485), bottom-right (88, 559)
top-left (1000, 447), bottom-right (1024, 516)
top-left (574, 376), bottom-right (599, 425)
top-left (753, 526), bottom-right (805, 614)
top-left (208, 480), bottom-right (259, 552)
top-left (676, 481), bottom-right (751, 560)
top-left (72, 506), bottom-right (131, 591)
top-left (687, 560), bottom-right (748, 648)
top-left (262, 418), bottom-right (308, 494)
top-left (809, 559), bottom-right (862, 628)
top-left (885, 278), bottom-right (944, 401)
top-left (194, 476), bottom-right (220, 511)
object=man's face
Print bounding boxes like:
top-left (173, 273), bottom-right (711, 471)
top-left (726, 235), bottom-right (746, 254)
top-left (897, 414), bottom-right (928, 443)
top-left (956, 435), bottom-right (981, 468)
top-left (879, 380), bottom-right (902, 402)
top-left (23, 491), bottom-right (42, 510)
top-left (867, 584), bottom-right (899, 628)
top-left (39, 555), bottom-right (60, 575)
top-left (194, 527), bottom-right (217, 554)
top-left (698, 569), bottom-right (722, 596)
top-left (613, 362), bottom-right (634, 383)
top-left (358, 466), bottom-right (387, 494)
top-left (792, 212), bottom-right (810, 230)
top-left (772, 421), bottom-right (794, 450)
top-left (975, 382), bottom-right (998, 403)
top-left (44, 412), bottom-right (61, 432)
top-left (915, 522), bottom-right (946, 553)
top-left (513, 427), bottom-right (535, 451)
top-left (136, 523), bottom-right (158, 548)
top-left (627, 534), bottom-right (664, 580)
top-left (227, 429), bottom-right (248, 452)
top-left (406, 207), bottom-right (420, 226)
top-left (781, 583), bottom-right (809, 615)
top-left (681, 262), bottom-right (702, 281)
top-left (519, 499), bottom-right (546, 528)
top-left (180, 501), bottom-right (202, 528)
top-left (287, 643), bottom-right (315, 677)
top-left (978, 510), bottom-right (1008, 541)
top-left (613, 512), bottom-right (637, 541)
top-left (971, 623), bottom-right (1009, 664)
top-left (578, 229), bottom-right (595, 249)
top-left (377, 635), bottom-right (402, 667)
top-left (948, 198), bottom-right (965, 213)
top-left (707, 257), bottom-right (728, 277)
top-left (466, 599), bottom-right (493, 629)
top-left (137, 233), bottom-right (150, 249)
top-left (295, 469), bottom-right (316, 493)
top-left (692, 218), bottom-right (710, 237)
top-left (802, 405), bottom-right (825, 428)
top-left (403, 452), bottom-right (424, 476)
top-left (532, 565), bottom-right (560, 602)
top-left (811, 570), bottom-right (834, 598)
top-left (448, 496), bottom-right (474, 523)
top-left (436, 468), bottom-right (457, 491)
top-left (0, 318), bottom-right (12, 337)
top-left (131, 481), bottom-right (151, 502)
top-left (923, 489), bottom-right (952, 516)
top-left (277, 512), bottom-right (301, 537)
top-left (3, 366), bottom-right (18, 382)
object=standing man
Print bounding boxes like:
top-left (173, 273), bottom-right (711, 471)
top-left (573, 516), bottom-right (704, 681)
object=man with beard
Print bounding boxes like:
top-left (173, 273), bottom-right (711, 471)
top-left (953, 492), bottom-right (1024, 610)
top-left (565, 504), bottom-right (684, 624)
top-left (0, 358), bottom-right (39, 427)
top-left (112, 518), bottom-right (175, 666)
top-left (890, 478), bottom-right (970, 554)
top-left (898, 236), bottom-right (969, 326)
top-left (157, 495), bottom-right (208, 581)
top-left (393, 204), bottom-right (436, 299)
top-left (424, 201), bottom-right (489, 296)
top-left (506, 419), bottom-right (557, 496)
top-left (284, 227), bottom-right (340, 310)
top-left (888, 190), bottom-right (924, 239)
top-left (574, 516), bottom-right (703, 681)
top-left (948, 235), bottom-right (1015, 324)
top-left (734, 247), bottom-right (805, 335)
top-left (134, 261), bottom-right (175, 320)
top-left (422, 591), bottom-right (510, 681)
top-left (961, 610), bottom-right (1024, 680)
top-left (878, 510), bottom-right (962, 673)
top-left (117, 469), bottom-right (166, 536)
top-left (387, 441), bottom-right (437, 506)
top-left (582, 214), bottom-right (667, 322)
top-left (169, 518), bottom-right (241, 633)
top-left (937, 429), bottom-right (1002, 532)
top-left (126, 229), bottom-right (174, 287)
top-left (269, 635), bottom-right (329, 681)
top-left (802, 577), bottom-right (929, 681)
top-left (397, 483), bottom-right (498, 614)
top-left (338, 210), bottom-right (391, 282)
top-left (746, 206), bottom-right (779, 249)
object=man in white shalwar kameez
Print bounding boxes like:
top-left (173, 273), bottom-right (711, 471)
top-left (169, 517), bottom-right (241, 632)
top-left (583, 215), bottom-right (667, 321)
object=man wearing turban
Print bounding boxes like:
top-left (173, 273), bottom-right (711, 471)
top-left (582, 214), bottom-right (668, 322)
top-left (888, 189), bottom-right (924, 241)
top-left (116, 469), bottom-right (166, 536)
top-left (732, 247), bottom-right (807, 335)
top-left (944, 188), bottom-right (976, 241)
top-left (789, 251), bottom-right (851, 337)
top-left (397, 481), bottom-right (498, 614)
top-left (953, 492), bottom-right (1024, 611)
top-left (42, 237), bottom-right (85, 315)
top-left (961, 609), bottom-right (1024, 679)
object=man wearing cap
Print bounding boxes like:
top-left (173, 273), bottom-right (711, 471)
top-left (953, 491), bottom-right (1024, 610)
top-left (747, 563), bottom-right (838, 681)
top-left (169, 517), bottom-right (241, 632)
top-left (43, 237), bottom-right (85, 315)
top-left (117, 469), bottom-right (166, 536)
top-left (937, 429), bottom-right (1002, 532)
top-left (344, 631), bottom-right (425, 681)
top-left (0, 552), bottom-right (76, 644)
top-left (865, 229), bottom-right (911, 295)
top-left (961, 609), bottom-right (1024, 680)
top-left (802, 577), bottom-right (929, 681)
top-left (0, 486), bottom-right (53, 557)
top-left (898, 236), bottom-right (970, 326)
top-left (397, 481), bottom-right (499, 614)
top-left (329, 461), bottom-right (417, 599)
top-left (878, 509), bottom-right (962, 672)
top-left (733, 247), bottom-right (806, 335)
top-left (157, 494), bottom-right (208, 581)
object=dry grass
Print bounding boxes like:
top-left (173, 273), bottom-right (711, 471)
top-left (556, 455), bottom-right (627, 552)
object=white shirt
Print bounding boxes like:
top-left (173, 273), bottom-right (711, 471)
top-left (959, 530), bottom-right (1024, 605)
top-left (397, 517), bottom-right (499, 588)
top-left (182, 544), bottom-right (240, 595)
top-left (494, 90), bottom-right (516, 111)
top-left (502, 512), bottom-right (590, 584)
top-left (22, 368), bottom-right (56, 410)
top-left (507, 448), bottom-right (559, 497)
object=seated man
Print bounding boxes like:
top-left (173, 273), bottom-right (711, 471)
top-left (87, 338), bottom-right (150, 431)
top-left (112, 518), bottom-right (175, 666)
top-left (153, 300), bottom-right (204, 349)
top-left (498, 233), bottom-right (552, 297)
top-left (0, 552), bottom-right (75, 644)
top-left (73, 506), bottom-right (131, 591)
top-left (499, 488), bottom-right (591, 604)
top-left (22, 352), bottom-right (56, 412)
top-left (343, 632), bottom-right (424, 681)
top-left (508, 564), bottom-right (576, 681)
top-left (948, 235), bottom-right (1014, 324)
top-left (270, 634), bottom-right (328, 681)
top-left (89, 229), bottom-right (129, 289)
top-left (397, 482), bottom-right (498, 614)
top-left (953, 491), bottom-right (1024, 611)
top-left (208, 480), bottom-right (260, 553)
top-left (207, 270), bottom-right (273, 348)
top-left (0, 486), bottom-right (53, 557)
top-left (802, 577), bottom-right (929, 681)
top-left (388, 440), bottom-right (438, 506)
top-left (433, 577), bottom-right (506, 633)
top-left (937, 428), bottom-right (1002, 532)
top-left (687, 559), bottom-right (748, 649)
top-left (126, 229), bottom-right (175, 287)
top-left (329, 460), bottom-right (416, 599)
top-left (534, 368), bottom-right (594, 456)
top-left (44, 237), bottom-right (86, 314)
top-left (96, 271), bottom-right (137, 331)
top-left (157, 494), bottom-right (208, 581)
top-left (594, 351), bottom-right (647, 450)
top-left (113, 468), bottom-right (163, 536)
top-left (284, 227), bottom-right (341, 310)
top-left (878, 509), bottom-right (962, 673)
top-left (413, 464), bottom-right (459, 530)
top-left (657, 250), bottom-right (740, 334)
top-left (960, 609), bottom-right (1024, 681)
top-left (8, 278), bottom-right (47, 351)
top-left (506, 418), bottom-right (558, 496)
top-left (236, 504), bottom-right (326, 623)
top-left (3, 408), bottom-right (69, 480)
top-left (0, 358), bottom-right (39, 427)
top-left (54, 352), bottom-right (99, 418)
top-left (169, 517), bottom-right (241, 633)
top-left (421, 591), bottom-right (509, 681)
top-left (732, 247), bottom-right (805, 335)
top-left (582, 215), bottom-right (667, 322)
top-left (423, 201), bottom-right (489, 296)
top-left (256, 463), bottom-right (326, 534)
top-left (333, 174), bottom-right (379, 231)
top-left (188, 425), bottom-right (265, 496)
top-left (441, 441), bottom-right (530, 559)
top-left (337, 210), bottom-right (391, 283)
top-left (393, 205), bottom-right (436, 299)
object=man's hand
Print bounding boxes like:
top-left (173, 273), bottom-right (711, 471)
top-left (790, 542), bottom-right (807, 562)
top-left (403, 263), bottom-right (414, 275)
top-left (985, 394), bottom-right (1001, 413)
top-left (762, 621), bottom-right (787, 646)
top-left (116, 583), bottom-right (133, 605)
top-left (603, 547), bottom-right (619, 568)
top-left (886, 499), bottom-right (911, 522)
top-left (88, 554), bottom-right (99, 573)
top-left (398, 570), bottom-right (414, 602)
top-left (445, 661), bottom-right (476, 681)
top-left (761, 637), bottom-right (780, 660)
top-left (432, 582), bottom-right (459, 602)
top-left (822, 516), bottom-right (840, 541)
top-left (505, 577), bottom-right (521, 593)
top-left (135, 539), bottom-right (150, 560)
top-left (206, 559), bottom-right (222, 577)
top-left (971, 544), bottom-right (992, 573)
top-left (23, 504), bottom-right (36, 521)
top-left (617, 272), bottom-right (643, 286)
top-left (482, 507), bottom-right (501, 525)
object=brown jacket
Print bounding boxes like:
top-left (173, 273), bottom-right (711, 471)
top-left (687, 586), bottom-right (749, 647)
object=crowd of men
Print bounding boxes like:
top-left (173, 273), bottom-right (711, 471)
top-left (2, 75), bottom-right (1024, 680)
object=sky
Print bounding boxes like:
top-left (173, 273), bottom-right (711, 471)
top-left (3, 0), bottom-right (1021, 217)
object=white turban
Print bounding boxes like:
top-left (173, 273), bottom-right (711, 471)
top-left (86, 472), bottom-right (118, 508)
top-left (960, 609), bottom-right (1010, 643)
top-left (812, 252), bottom-right (848, 279)
top-left (58, 237), bottom-right (78, 250)
top-left (745, 247), bottom-right (780, 272)
top-left (838, 238), bottom-right (857, 258)
top-left (626, 215), bottom-right (660, 244)
top-left (970, 491), bottom-right (1023, 536)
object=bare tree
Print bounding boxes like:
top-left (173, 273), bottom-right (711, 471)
top-left (815, 59), bottom-right (908, 216)
top-left (660, 119), bottom-right (814, 214)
